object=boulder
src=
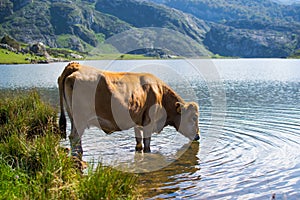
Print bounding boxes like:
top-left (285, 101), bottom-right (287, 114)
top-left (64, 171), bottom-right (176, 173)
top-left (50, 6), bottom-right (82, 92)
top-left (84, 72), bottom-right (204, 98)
top-left (30, 42), bottom-right (47, 56)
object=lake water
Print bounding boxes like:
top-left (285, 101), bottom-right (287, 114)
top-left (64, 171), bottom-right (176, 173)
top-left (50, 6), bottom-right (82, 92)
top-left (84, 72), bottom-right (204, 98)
top-left (1, 59), bottom-right (300, 199)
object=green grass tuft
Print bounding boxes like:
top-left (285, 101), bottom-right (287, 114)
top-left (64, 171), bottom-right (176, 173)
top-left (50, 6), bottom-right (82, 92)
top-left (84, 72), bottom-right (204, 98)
top-left (79, 163), bottom-right (138, 200)
top-left (0, 91), bottom-right (58, 140)
top-left (0, 91), bottom-right (139, 199)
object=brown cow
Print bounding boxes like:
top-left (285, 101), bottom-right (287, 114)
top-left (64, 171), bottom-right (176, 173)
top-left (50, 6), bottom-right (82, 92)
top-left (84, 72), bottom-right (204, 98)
top-left (58, 62), bottom-right (200, 158)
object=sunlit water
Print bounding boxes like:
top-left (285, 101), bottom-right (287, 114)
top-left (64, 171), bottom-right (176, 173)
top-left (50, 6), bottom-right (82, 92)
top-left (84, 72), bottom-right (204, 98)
top-left (1, 59), bottom-right (300, 199)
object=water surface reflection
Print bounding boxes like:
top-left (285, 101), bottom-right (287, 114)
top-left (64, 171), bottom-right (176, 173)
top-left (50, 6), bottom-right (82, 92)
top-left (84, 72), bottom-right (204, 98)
top-left (1, 59), bottom-right (300, 199)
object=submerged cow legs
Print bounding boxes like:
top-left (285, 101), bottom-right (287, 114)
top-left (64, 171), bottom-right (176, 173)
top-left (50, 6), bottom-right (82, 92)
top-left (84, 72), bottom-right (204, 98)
top-left (143, 137), bottom-right (151, 153)
top-left (135, 126), bottom-right (143, 152)
top-left (69, 124), bottom-right (83, 159)
top-left (134, 126), bottom-right (152, 153)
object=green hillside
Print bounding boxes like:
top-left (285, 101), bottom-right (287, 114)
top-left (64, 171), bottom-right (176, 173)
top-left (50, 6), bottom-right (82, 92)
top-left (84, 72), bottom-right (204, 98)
top-left (0, 0), bottom-right (299, 58)
top-left (0, 0), bottom-right (211, 58)
top-left (150, 0), bottom-right (300, 57)
top-left (151, 0), bottom-right (298, 23)
top-left (0, 0), bottom-right (132, 53)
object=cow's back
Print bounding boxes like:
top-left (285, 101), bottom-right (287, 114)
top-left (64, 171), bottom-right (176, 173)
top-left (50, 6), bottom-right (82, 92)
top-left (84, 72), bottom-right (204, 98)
top-left (95, 71), bottom-right (165, 130)
top-left (60, 63), bottom-right (168, 133)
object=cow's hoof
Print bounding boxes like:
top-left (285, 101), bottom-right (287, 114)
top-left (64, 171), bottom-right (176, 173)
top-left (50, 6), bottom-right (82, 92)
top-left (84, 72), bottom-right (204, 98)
top-left (72, 156), bottom-right (88, 172)
top-left (135, 145), bottom-right (143, 153)
top-left (71, 152), bottom-right (83, 161)
top-left (143, 148), bottom-right (151, 153)
top-left (194, 134), bottom-right (200, 141)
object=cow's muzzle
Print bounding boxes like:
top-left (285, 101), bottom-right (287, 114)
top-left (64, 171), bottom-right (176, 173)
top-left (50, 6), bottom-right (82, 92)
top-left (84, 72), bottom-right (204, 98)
top-left (194, 132), bottom-right (200, 141)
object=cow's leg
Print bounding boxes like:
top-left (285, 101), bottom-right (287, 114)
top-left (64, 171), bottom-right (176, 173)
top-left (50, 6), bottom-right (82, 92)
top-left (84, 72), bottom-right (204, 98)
top-left (143, 137), bottom-right (151, 153)
top-left (69, 124), bottom-right (83, 160)
top-left (143, 128), bottom-right (152, 153)
top-left (134, 126), bottom-right (143, 152)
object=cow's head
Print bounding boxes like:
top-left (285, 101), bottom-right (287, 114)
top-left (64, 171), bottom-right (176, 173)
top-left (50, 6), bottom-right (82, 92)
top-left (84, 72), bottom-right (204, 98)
top-left (175, 102), bottom-right (200, 141)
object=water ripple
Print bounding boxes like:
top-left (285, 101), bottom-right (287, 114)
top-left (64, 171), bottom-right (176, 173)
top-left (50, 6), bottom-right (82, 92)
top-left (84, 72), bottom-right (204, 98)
top-left (3, 61), bottom-right (299, 199)
top-left (140, 80), bottom-right (300, 199)
top-left (57, 79), bottom-right (300, 199)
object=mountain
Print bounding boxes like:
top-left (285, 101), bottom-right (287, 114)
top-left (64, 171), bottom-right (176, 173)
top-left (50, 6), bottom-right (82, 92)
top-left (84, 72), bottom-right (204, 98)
top-left (149, 0), bottom-right (300, 23)
top-left (95, 0), bottom-right (208, 44)
top-left (94, 0), bottom-right (212, 56)
top-left (0, 0), bottom-right (300, 58)
top-left (0, 0), bottom-right (132, 53)
top-left (0, 0), bottom-right (211, 57)
top-left (149, 0), bottom-right (300, 57)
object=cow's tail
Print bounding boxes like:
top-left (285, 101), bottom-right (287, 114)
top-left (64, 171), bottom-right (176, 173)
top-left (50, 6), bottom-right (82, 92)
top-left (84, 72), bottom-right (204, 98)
top-left (58, 75), bottom-right (67, 139)
top-left (58, 62), bottom-right (80, 139)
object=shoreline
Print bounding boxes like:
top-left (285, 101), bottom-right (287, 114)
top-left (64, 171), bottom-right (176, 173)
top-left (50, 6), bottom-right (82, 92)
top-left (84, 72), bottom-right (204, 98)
top-left (0, 49), bottom-right (300, 65)
top-left (1, 57), bottom-right (299, 65)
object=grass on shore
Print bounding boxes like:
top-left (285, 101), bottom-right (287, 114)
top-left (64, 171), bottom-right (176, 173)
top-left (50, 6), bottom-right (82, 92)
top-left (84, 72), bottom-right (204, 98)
top-left (289, 49), bottom-right (300, 58)
top-left (0, 49), bottom-right (46, 64)
top-left (0, 91), bottom-right (139, 199)
top-left (85, 53), bottom-right (158, 60)
top-left (0, 49), bottom-right (157, 64)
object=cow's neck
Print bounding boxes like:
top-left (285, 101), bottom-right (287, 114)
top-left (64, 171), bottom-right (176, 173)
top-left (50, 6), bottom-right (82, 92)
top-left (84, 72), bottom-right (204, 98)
top-left (162, 85), bottom-right (184, 129)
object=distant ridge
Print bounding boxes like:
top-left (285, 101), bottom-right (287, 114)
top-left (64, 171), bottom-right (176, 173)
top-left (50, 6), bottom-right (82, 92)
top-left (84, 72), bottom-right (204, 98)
top-left (0, 0), bottom-right (299, 58)
top-left (148, 0), bottom-right (300, 57)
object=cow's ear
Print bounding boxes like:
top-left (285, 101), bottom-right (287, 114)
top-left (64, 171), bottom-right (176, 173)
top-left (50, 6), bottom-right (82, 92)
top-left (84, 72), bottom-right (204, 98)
top-left (175, 102), bottom-right (184, 114)
top-left (187, 102), bottom-right (198, 111)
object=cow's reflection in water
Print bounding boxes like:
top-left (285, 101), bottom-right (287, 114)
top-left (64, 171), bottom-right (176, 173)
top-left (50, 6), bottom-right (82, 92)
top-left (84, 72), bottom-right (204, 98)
top-left (133, 142), bottom-right (200, 198)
